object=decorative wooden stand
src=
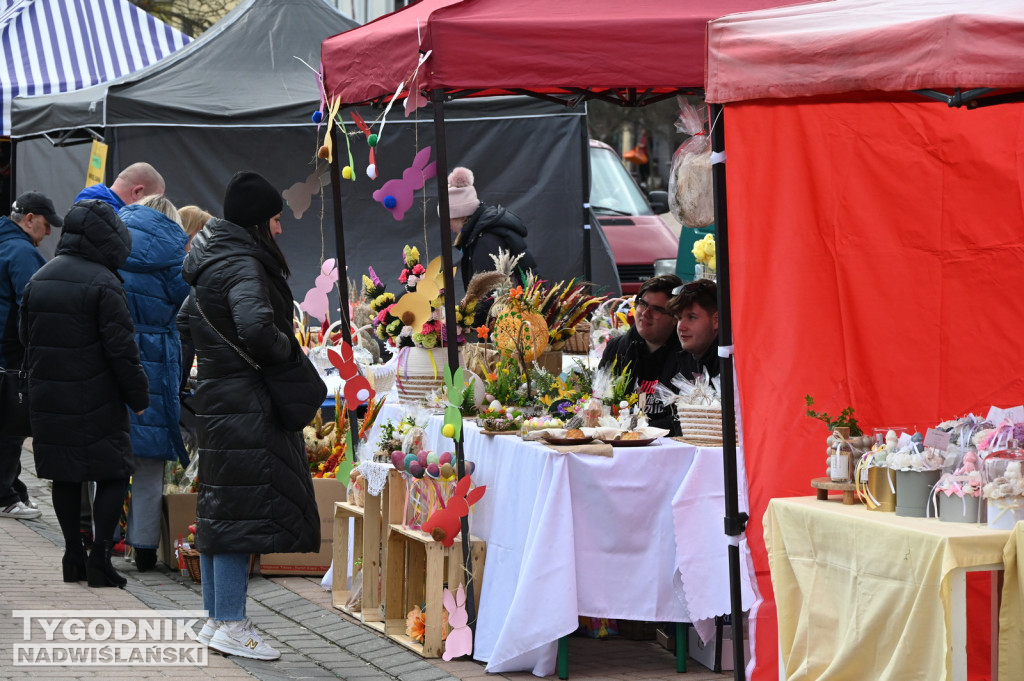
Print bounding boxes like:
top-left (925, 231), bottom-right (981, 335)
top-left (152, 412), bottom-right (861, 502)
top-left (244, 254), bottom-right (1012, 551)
top-left (384, 524), bottom-right (486, 658)
top-left (332, 469), bottom-right (407, 631)
top-left (811, 477), bottom-right (858, 505)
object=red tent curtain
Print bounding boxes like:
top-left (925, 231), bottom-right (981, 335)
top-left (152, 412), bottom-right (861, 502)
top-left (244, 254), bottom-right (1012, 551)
top-left (725, 97), bottom-right (1024, 679)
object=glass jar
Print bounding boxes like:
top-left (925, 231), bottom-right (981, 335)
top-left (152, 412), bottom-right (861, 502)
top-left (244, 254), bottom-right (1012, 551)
top-left (983, 439), bottom-right (1024, 530)
top-left (829, 427), bottom-right (855, 483)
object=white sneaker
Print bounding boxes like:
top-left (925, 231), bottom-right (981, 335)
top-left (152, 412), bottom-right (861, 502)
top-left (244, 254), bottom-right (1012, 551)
top-left (0, 501), bottom-right (41, 520)
top-left (198, 618), bottom-right (217, 646)
top-left (24, 498), bottom-right (38, 510)
top-left (209, 618), bottom-right (280, 660)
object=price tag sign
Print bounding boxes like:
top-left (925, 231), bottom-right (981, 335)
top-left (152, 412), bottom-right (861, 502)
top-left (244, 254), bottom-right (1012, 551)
top-left (923, 428), bottom-right (951, 450)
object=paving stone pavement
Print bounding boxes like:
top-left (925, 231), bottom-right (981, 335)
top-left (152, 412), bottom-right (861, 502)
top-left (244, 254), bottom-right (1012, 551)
top-left (1, 445), bottom-right (732, 681)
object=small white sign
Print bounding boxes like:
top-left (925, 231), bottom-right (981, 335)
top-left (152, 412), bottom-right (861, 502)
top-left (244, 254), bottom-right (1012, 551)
top-left (923, 428), bottom-right (951, 450)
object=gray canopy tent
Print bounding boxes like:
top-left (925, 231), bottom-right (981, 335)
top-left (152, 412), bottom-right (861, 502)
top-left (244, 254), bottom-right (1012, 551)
top-left (11, 0), bottom-right (615, 301)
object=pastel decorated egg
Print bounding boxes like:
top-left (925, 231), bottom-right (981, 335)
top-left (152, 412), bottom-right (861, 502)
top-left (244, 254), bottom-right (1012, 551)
top-left (408, 461), bottom-right (425, 478)
top-left (439, 451), bottom-right (453, 466)
top-left (417, 451), bottom-right (429, 467)
top-left (391, 451), bottom-right (405, 470)
top-left (465, 461), bottom-right (476, 476)
top-left (484, 393), bottom-right (494, 402)
top-left (427, 451), bottom-right (440, 465)
top-left (426, 463), bottom-right (440, 478)
top-left (489, 400), bottom-right (502, 412)
top-left (404, 453), bottom-right (417, 471)
top-left (439, 462), bottom-right (455, 479)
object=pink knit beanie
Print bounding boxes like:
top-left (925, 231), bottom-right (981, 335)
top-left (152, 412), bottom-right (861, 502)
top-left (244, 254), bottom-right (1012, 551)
top-left (447, 167), bottom-right (480, 219)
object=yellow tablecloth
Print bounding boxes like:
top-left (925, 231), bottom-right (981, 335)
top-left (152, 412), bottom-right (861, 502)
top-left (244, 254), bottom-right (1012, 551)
top-left (1000, 522), bottom-right (1024, 679)
top-left (765, 496), bottom-right (1008, 681)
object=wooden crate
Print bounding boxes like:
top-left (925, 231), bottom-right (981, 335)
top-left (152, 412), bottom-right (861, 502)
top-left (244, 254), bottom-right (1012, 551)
top-left (332, 469), bottom-right (407, 631)
top-left (384, 523), bottom-right (486, 658)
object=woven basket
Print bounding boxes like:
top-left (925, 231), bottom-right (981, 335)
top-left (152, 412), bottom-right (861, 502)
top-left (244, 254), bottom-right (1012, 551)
top-left (180, 549), bottom-right (259, 584)
top-left (562, 321), bottom-right (591, 354)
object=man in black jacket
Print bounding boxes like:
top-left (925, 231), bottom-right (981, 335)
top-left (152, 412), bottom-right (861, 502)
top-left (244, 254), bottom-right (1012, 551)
top-left (669, 278), bottom-right (720, 381)
top-left (599, 274), bottom-right (682, 430)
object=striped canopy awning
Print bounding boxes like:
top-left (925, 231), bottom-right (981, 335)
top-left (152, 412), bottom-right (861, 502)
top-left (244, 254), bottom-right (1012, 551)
top-left (0, 0), bottom-right (190, 134)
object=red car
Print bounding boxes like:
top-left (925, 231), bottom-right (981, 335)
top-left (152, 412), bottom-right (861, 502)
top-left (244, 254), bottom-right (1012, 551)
top-left (589, 139), bottom-right (679, 294)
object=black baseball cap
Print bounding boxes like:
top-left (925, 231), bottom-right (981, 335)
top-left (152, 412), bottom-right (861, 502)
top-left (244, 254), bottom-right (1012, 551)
top-left (12, 191), bottom-right (63, 228)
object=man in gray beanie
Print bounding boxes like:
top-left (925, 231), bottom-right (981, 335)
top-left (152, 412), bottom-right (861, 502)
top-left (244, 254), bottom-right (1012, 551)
top-left (446, 167), bottom-right (537, 291)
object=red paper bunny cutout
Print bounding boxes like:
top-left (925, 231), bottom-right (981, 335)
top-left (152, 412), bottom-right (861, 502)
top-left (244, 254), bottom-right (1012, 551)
top-left (421, 474), bottom-right (485, 547)
top-left (327, 342), bottom-right (375, 407)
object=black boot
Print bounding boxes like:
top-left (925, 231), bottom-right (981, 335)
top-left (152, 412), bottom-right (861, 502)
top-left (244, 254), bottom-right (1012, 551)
top-left (134, 547), bottom-right (157, 573)
top-left (61, 539), bottom-right (88, 583)
top-left (87, 540), bottom-right (127, 588)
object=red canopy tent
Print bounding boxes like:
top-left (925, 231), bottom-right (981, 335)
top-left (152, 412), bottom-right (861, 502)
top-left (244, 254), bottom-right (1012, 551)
top-left (706, 0), bottom-right (1024, 679)
top-left (321, 1), bottom-right (797, 677)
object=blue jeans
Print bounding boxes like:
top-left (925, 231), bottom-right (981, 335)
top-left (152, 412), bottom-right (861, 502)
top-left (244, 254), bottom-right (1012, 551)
top-left (199, 552), bottom-right (250, 621)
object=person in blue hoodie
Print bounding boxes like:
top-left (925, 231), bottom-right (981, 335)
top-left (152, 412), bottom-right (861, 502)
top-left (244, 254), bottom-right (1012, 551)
top-left (76, 162), bottom-right (165, 211)
top-left (117, 194), bottom-right (190, 572)
top-left (0, 192), bottom-right (61, 520)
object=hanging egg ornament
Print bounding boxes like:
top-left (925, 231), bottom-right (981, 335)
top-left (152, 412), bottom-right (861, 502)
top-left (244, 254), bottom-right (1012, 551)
top-left (342, 166), bottom-right (354, 180)
top-left (439, 462), bottom-right (455, 479)
top-left (312, 111), bottom-right (323, 124)
top-left (367, 133), bottom-right (378, 147)
top-left (366, 164), bottom-right (377, 180)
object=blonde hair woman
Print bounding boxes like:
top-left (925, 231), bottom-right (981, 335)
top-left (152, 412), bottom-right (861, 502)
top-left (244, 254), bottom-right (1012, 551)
top-left (178, 205), bottom-right (211, 250)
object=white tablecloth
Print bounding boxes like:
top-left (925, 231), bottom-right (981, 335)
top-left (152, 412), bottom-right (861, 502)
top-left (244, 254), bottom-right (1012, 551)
top-left (363, 397), bottom-right (755, 676)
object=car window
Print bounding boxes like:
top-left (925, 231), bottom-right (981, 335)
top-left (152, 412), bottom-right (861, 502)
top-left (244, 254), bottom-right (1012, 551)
top-left (589, 145), bottom-right (654, 217)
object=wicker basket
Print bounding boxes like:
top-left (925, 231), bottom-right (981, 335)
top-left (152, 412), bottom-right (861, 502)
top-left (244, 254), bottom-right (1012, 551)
top-left (179, 548), bottom-right (259, 584)
top-left (562, 321), bottom-right (591, 354)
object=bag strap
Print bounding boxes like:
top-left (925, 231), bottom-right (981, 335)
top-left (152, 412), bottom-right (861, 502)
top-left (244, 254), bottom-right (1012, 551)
top-left (191, 294), bottom-right (262, 372)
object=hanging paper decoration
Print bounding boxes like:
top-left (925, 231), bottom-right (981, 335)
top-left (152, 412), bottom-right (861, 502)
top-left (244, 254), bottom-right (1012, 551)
top-left (319, 96), bottom-right (342, 162)
top-left (421, 474), bottom-right (486, 547)
top-left (299, 259), bottom-right (339, 322)
top-left (328, 342), bottom-right (375, 407)
top-left (404, 50), bottom-right (432, 117)
top-left (372, 146), bottom-right (437, 220)
top-left (283, 161), bottom-right (331, 220)
top-left (351, 111), bottom-right (378, 179)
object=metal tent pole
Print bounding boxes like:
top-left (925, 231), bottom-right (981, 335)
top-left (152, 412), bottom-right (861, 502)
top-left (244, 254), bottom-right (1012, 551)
top-left (710, 102), bottom-right (748, 680)
top-left (328, 123), bottom-right (362, 443)
top-left (431, 88), bottom-right (478, 634)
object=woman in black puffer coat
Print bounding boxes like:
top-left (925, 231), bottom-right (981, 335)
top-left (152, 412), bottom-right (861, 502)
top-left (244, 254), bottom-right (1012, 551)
top-left (177, 172), bottom-right (318, 661)
top-left (20, 200), bottom-right (150, 588)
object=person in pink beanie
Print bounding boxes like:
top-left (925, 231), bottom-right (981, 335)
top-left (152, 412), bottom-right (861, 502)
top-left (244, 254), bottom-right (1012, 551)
top-left (446, 167), bottom-right (537, 292)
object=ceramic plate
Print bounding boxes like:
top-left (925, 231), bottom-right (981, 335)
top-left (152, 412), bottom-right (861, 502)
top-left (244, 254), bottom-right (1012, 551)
top-left (598, 437), bottom-right (659, 447)
top-left (542, 435), bottom-right (596, 446)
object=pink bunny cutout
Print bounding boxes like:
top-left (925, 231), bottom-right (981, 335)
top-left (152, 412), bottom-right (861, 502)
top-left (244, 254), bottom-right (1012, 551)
top-left (372, 146), bottom-right (437, 220)
top-left (300, 259), bottom-right (339, 322)
top-left (442, 584), bottom-right (471, 660)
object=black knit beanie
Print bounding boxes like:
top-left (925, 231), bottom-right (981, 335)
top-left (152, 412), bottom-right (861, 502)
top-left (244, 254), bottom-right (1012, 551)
top-left (223, 171), bottom-right (283, 228)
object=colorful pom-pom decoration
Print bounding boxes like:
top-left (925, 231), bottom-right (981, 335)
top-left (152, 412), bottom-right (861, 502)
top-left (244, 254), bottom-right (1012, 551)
top-left (312, 111), bottom-right (323, 124)
top-left (366, 164), bottom-right (377, 180)
top-left (317, 145), bottom-right (330, 159)
top-left (342, 166), bottom-right (354, 180)
top-left (368, 133), bottom-right (378, 147)
top-left (383, 195), bottom-right (397, 210)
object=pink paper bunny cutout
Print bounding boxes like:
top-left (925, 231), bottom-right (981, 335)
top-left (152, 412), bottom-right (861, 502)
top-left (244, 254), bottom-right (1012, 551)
top-left (442, 584), bottom-right (471, 660)
top-left (372, 146), bottom-right (436, 220)
top-left (300, 259), bottom-right (339, 322)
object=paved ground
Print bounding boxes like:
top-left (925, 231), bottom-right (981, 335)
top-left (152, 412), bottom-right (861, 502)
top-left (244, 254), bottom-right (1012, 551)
top-left (0, 445), bottom-right (732, 681)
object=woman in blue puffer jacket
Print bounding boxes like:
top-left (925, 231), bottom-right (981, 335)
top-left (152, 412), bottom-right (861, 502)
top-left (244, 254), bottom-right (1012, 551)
top-left (118, 195), bottom-right (190, 572)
